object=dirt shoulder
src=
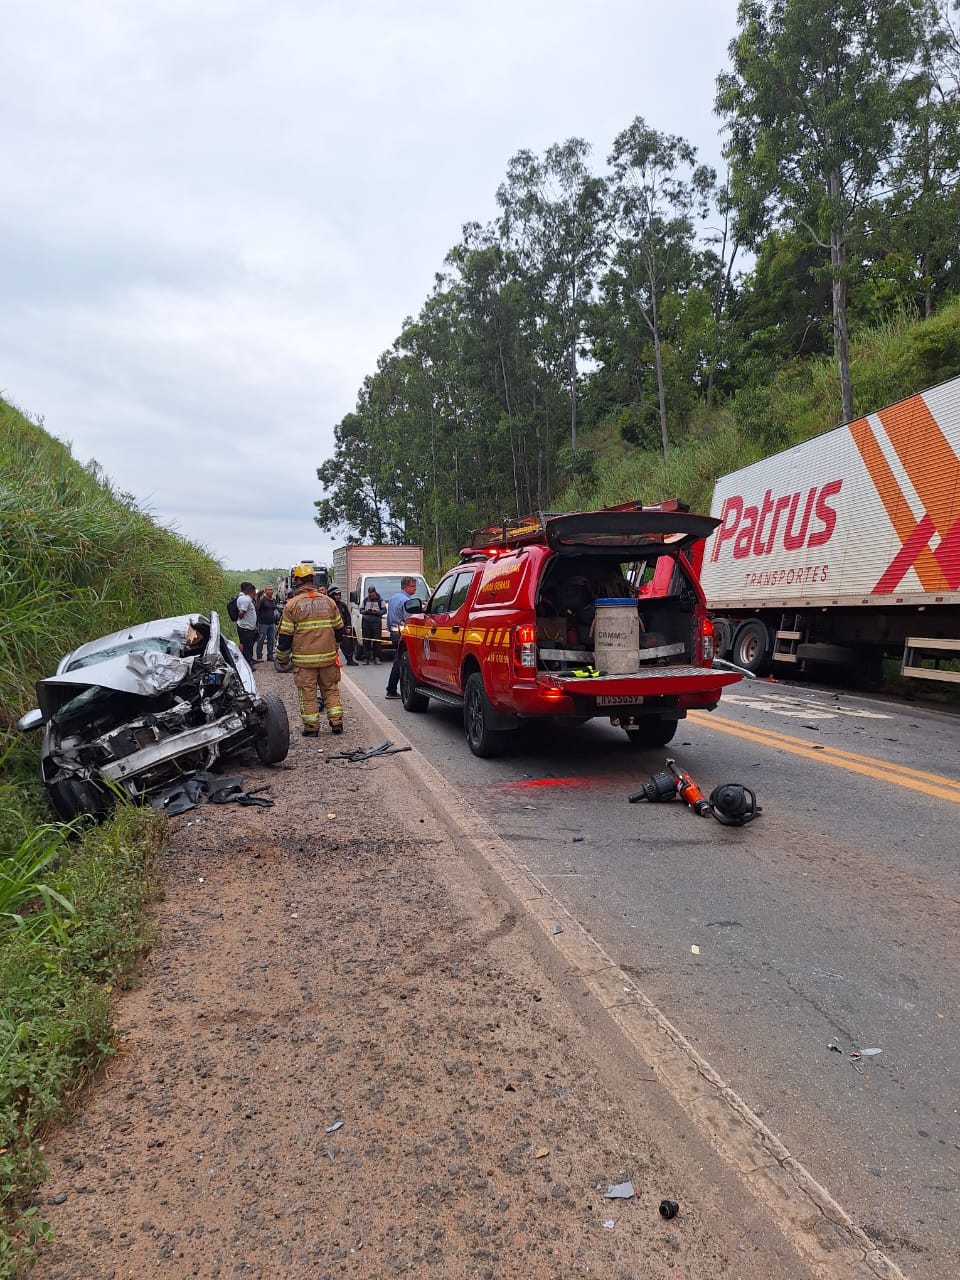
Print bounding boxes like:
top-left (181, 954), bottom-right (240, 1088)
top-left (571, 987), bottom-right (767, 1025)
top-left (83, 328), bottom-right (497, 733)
top-left (33, 667), bottom-right (810, 1280)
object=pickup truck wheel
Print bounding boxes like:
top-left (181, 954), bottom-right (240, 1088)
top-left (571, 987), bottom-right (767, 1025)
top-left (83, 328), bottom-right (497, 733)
top-left (732, 619), bottom-right (772, 675)
top-left (624, 719), bottom-right (679, 748)
top-left (255, 693), bottom-right (290, 763)
top-left (464, 673), bottom-right (511, 758)
top-left (399, 652), bottom-right (429, 712)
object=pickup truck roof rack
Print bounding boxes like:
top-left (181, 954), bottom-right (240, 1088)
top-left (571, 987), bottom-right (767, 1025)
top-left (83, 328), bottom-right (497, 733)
top-left (465, 498), bottom-right (691, 553)
top-left (466, 513), bottom-right (562, 551)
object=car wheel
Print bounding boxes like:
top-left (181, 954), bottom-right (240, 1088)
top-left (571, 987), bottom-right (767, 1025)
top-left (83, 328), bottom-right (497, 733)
top-left (463, 673), bottom-right (511, 758)
top-left (255, 692), bottom-right (290, 764)
top-left (46, 775), bottom-right (110, 822)
top-left (625, 719), bottom-right (679, 748)
top-left (732, 619), bottom-right (772, 675)
top-left (400, 652), bottom-right (429, 712)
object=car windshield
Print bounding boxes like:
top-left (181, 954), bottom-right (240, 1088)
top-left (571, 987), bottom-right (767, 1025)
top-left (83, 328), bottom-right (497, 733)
top-left (65, 635), bottom-right (184, 672)
top-left (366, 575), bottom-right (429, 600)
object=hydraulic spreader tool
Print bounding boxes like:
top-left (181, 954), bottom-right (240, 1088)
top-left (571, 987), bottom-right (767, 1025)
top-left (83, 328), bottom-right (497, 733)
top-left (628, 758), bottom-right (762, 825)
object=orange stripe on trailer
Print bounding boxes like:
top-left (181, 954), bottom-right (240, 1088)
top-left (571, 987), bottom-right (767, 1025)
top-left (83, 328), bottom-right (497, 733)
top-left (848, 415), bottom-right (946, 592)
top-left (877, 395), bottom-right (960, 537)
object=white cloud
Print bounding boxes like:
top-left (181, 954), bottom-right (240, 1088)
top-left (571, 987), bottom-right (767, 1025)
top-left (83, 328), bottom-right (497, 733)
top-left (1, 0), bottom-right (738, 572)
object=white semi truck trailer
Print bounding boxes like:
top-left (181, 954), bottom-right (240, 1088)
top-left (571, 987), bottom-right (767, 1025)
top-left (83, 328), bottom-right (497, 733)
top-left (700, 374), bottom-right (960, 685)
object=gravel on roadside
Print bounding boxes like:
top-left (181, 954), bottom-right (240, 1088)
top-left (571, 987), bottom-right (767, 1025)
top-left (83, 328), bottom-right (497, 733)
top-left (32, 668), bottom-right (808, 1280)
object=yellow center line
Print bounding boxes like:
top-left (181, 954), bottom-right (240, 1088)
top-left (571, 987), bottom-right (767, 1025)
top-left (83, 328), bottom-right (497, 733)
top-left (687, 710), bottom-right (960, 804)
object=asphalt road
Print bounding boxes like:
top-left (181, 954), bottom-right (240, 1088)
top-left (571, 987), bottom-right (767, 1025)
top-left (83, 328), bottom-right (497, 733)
top-left (346, 659), bottom-right (960, 1279)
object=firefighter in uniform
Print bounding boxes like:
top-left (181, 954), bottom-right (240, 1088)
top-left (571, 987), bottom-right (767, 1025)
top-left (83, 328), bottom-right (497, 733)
top-left (276, 564), bottom-right (345, 736)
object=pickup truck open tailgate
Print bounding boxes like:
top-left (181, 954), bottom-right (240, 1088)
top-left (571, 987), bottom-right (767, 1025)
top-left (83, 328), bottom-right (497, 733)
top-left (549, 666), bottom-right (742, 698)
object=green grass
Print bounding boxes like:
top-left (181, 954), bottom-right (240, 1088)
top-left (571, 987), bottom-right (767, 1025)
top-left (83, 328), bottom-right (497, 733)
top-left (561, 297), bottom-right (960, 517)
top-left (0, 395), bottom-right (225, 1274)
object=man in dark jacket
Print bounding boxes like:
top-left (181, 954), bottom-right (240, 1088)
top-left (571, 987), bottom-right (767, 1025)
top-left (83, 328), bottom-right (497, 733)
top-left (358, 585), bottom-right (386, 663)
top-left (255, 586), bottom-right (281, 661)
top-left (328, 586), bottom-right (358, 665)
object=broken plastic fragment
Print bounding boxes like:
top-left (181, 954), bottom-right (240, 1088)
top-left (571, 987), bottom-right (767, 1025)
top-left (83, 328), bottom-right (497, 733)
top-left (533, 1148), bottom-right (549, 1159)
top-left (605, 1181), bottom-right (635, 1199)
top-left (552, 923), bottom-right (564, 935)
top-left (325, 1120), bottom-right (344, 1133)
top-left (690, 944), bottom-right (700, 954)
top-left (602, 1219), bottom-right (615, 1230)
top-left (860, 1047), bottom-right (882, 1056)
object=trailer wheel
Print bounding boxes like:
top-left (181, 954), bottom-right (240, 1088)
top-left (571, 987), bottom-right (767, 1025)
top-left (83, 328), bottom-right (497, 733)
top-left (712, 617), bottom-right (733, 660)
top-left (732, 620), bottom-right (772, 675)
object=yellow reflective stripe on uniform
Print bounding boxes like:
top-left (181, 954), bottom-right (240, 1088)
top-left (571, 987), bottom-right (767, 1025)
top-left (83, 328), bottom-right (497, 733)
top-left (297, 618), bottom-right (337, 630)
top-left (291, 651), bottom-right (339, 665)
top-left (297, 690), bottom-right (320, 725)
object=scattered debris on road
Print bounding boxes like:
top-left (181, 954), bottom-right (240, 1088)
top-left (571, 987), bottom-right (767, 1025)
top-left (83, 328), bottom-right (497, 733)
top-left (604, 1181), bottom-right (635, 1199)
top-left (151, 772), bottom-right (274, 814)
top-left (326, 739), bottom-right (412, 763)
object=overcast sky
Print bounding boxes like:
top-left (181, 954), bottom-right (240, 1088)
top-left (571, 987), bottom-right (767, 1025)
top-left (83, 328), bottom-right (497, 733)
top-left (1, 0), bottom-right (740, 576)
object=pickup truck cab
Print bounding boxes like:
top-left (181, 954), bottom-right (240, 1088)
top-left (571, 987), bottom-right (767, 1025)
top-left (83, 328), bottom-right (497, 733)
top-left (397, 501), bottom-right (741, 756)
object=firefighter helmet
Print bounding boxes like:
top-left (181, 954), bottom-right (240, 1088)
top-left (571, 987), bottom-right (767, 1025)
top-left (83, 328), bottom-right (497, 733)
top-left (292, 563), bottom-right (315, 581)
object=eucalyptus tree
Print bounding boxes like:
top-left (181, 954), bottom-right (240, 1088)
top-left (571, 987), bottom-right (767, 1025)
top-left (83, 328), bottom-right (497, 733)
top-left (314, 397), bottom-right (392, 544)
top-left (716, 0), bottom-right (926, 424)
top-left (871, 0), bottom-right (960, 317)
top-left (496, 139), bottom-right (606, 450)
top-left (605, 117), bottom-right (716, 460)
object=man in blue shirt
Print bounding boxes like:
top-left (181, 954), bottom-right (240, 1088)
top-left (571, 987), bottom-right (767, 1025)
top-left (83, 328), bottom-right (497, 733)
top-left (384, 576), bottom-right (418, 698)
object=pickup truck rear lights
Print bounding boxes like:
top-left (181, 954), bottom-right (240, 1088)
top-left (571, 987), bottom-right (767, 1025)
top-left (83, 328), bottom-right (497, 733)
top-left (700, 616), bottom-right (715, 664)
top-left (514, 624), bottom-right (537, 675)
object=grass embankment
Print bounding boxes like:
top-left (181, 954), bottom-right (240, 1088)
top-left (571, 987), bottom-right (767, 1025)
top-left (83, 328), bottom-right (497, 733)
top-left (0, 397), bottom-right (227, 1274)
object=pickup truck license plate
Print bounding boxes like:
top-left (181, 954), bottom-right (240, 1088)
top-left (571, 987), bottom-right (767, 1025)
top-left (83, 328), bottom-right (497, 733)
top-left (597, 694), bottom-right (643, 707)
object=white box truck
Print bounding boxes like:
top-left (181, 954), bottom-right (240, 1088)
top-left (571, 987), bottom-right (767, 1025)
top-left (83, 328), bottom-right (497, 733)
top-left (330, 545), bottom-right (430, 660)
top-left (699, 374), bottom-right (960, 684)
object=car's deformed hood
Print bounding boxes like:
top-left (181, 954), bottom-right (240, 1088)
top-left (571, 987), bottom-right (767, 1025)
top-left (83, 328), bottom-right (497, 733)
top-left (41, 650), bottom-right (196, 701)
top-left (32, 610), bottom-right (256, 722)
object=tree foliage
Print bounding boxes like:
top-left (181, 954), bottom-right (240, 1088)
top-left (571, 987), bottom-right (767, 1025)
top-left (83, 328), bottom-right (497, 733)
top-left (716, 0), bottom-right (927, 422)
top-left (315, 1), bottom-right (960, 571)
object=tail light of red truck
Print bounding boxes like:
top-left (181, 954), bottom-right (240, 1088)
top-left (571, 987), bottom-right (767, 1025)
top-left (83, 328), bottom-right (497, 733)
top-left (514, 624), bottom-right (537, 677)
top-left (699, 614), bottom-right (715, 664)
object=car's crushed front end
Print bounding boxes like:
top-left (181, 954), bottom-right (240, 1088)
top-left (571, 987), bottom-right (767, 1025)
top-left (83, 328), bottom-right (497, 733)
top-left (18, 612), bottom-right (289, 821)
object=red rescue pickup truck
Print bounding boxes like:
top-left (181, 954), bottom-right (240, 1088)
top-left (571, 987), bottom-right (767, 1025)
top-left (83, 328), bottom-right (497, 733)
top-left (397, 501), bottom-right (741, 756)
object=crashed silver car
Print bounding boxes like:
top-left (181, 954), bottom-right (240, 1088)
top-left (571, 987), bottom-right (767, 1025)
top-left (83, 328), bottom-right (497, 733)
top-left (17, 611), bottom-right (289, 821)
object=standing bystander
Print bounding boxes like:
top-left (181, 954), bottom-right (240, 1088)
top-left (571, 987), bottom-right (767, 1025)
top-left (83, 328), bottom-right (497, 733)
top-left (255, 586), bottom-right (281, 662)
top-left (235, 581), bottom-right (258, 665)
top-left (384, 576), bottom-right (418, 699)
top-left (329, 587), bottom-right (358, 665)
top-left (359, 586), bottom-right (386, 663)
